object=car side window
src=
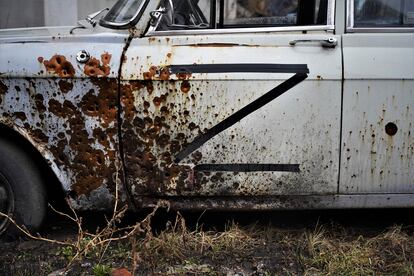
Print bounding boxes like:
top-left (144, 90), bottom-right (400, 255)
top-left (155, 0), bottom-right (213, 31)
top-left (222, 0), bottom-right (328, 27)
top-left (353, 0), bottom-right (414, 27)
top-left (154, 0), bottom-right (329, 31)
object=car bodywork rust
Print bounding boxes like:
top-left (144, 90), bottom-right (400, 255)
top-left (0, 50), bottom-right (122, 209)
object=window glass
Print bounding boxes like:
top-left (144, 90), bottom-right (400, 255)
top-left (354, 0), bottom-right (414, 27)
top-left (154, 0), bottom-right (330, 31)
top-left (222, 0), bottom-right (328, 27)
top-left (155, 0), bottom-right (212, 31)
top-left (103, 0), bottom-right (146, 24)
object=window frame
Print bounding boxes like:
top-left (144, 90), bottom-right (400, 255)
top-left (146, 0), bottom-right (335, 36)
top-left (347, 0), bottom-right (414, 33)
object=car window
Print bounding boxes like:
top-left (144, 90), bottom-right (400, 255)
top-left (222, 0), bottom-right (327, 27)
top-left (155, 0), bottom-right (213, 31)
top-left (154, 0), bottom-right (329, 31)
top-left (354, 0), bottom-right (414, 27)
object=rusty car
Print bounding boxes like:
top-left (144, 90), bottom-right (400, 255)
top-left (0, 0), bottom-right (413, 236)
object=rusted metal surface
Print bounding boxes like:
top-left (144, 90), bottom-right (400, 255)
top-left (42, 55), bottom-right (76, 78)
top-left (0, 76), bottom-right (120, 197)
top-left (119, 32), bottom-right (343, 200)
top-left (120, 71), bottom-right (340, 199)
top-left (141, 194), bottom-right (414, 210)
top-left (0, 25), bottom-right (129, 209)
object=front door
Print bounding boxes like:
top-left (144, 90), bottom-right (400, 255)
top-left (121, 0), bottom-right (343, 199)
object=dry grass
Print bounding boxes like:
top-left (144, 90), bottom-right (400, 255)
top-left (2, 209), bottom-right (414, 275)
top-left (2, 184), bottom-right (414, 276)
top-left (299, 224), bottom-right (414, 275)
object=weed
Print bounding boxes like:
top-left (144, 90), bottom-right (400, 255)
top-left (92, 263), bottom-right (111, 276)
top-left (59, 245), bottom-right (75, 261)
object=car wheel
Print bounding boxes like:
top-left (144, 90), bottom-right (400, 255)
top-left (0, 137), bottom-right (47, 238)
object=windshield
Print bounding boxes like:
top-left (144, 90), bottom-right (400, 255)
top-left (100, 0), bottom-right (148, 28)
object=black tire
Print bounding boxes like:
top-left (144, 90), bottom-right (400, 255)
top-left (0, 136), bottom-right (47, 239)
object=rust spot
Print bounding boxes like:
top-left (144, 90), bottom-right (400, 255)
top-left (183, 43), bottom-right (240, 47)
top-left (31, 128), bottom-right (49, 143)
top-left (159, 68), bottom-right (170, 81)
top-left (180, 81), bottom-right (191, 93)
top-left (79, 80), bottom-right (118, 127)
top-left (121, 82), bottom-right (144, 120)
top-left (152, 95), bottom-right (167, 107)
top-left (192, 151), bottom-right (202, 162)
top-left (166, 53), bottom-right (172, 58)
top-left (84, 53), bottom-right (111, 77)
top-left (0, 81), bottom-right (7, 102)
top-left (385, 122), bottom-right (398, 136)
top-left (58, 80), bottom-right (73, 94)
top-left (37, 57), bottom-right (44, 63)
top-left (176, 72), bottom-right (192, 80)
top-left (43, 55), bottom-right (75, 78)
top-left (33, 94), bottom-right (46, 113)
top-left (101, 53), bottom-right (112, 66)
top-left (14, 112), bottom-right (27, 121)
top-left (143, 66), bottom-right (158, 80)
top-left (189, 122), bottom-right (198, 130)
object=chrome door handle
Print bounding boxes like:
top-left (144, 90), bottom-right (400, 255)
top-left (289, 37), bottom-right (337, 48)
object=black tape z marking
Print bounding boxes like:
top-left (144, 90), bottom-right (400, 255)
top-left (173, 64), bottom-right (309, 173)
top-left (195, 164), bottom-right (300, 173)
top-left (169, 63), bottom-right (309, 74)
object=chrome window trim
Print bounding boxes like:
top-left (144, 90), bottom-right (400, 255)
top-left (99, 0), bottom-right (149, 29)
top-left (147, 25), bottom-right (335, 36)
top-left (147, 0), bottom-right (336, 36)
top-left (346, 0), bottom-right (414, 33)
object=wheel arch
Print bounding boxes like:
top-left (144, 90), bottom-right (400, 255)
top-left (0, 123), bottom-right (68, 203)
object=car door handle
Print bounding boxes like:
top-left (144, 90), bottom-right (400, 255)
top-left (289, 37), bottom-right (337, 48)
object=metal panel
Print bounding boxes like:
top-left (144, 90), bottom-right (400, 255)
top-left (340, 80), bottom-right (414, 193)
top-left (121, 32), bottom-right (342, 198)
top-left (341, 33), bottom-right (414, 194)
top-left (0, 28), bottom-right (128, 209)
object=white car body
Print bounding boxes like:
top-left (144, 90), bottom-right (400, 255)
top-left (0, 0), bottom-right (413, 211)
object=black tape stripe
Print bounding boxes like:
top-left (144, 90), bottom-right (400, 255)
top-left (195, 163), bottom-right (300, 172)
top-left (175, 72), bottom-right (308, 163)
top-left (169, 63), bottom-right (309, 75)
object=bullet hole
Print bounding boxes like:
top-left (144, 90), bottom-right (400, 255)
top-left (385, 122), bottom-right (398, 136)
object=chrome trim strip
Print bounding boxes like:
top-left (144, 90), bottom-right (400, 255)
top-left (147, 25), bottom-right (335, 36)
top-left (347, 27), bottom-right (414, 33)
top-left (327, 0), bottom-right (335, 26)
top-left (347, 0), bottom-right (354, 30)
top-left (99, 0), bottom-right (149, 29)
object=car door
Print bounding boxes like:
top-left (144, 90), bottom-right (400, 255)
top-left (121, 0), bottom-right (343, 199)
top-left (340, 0), bottom-right (414, 193)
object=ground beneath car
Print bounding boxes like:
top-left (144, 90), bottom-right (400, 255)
top-left (1, 208), bottom-right (414, 275)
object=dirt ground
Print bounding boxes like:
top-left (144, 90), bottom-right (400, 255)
top-left (1, 208), bottom-right (414, 275)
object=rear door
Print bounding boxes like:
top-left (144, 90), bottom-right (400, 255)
top-left (121, 0), bottom-right (343, 198)
top-left (340, 0), bottom-right (414, 193)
